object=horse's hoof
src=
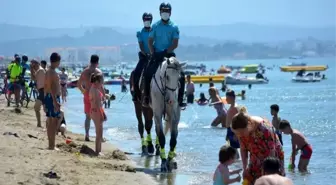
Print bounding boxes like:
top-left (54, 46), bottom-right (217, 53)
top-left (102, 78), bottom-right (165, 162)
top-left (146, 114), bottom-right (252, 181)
top-left (155, 144), bottom-right (160, 156)
top-left (160, 159), bottom-right (168, 172)
top-left (168, 158), bottom-right (177, 171)
top-left (142, 145), bottom-right (148, 155)
top-left (147, 143), bottom-right (154, 154)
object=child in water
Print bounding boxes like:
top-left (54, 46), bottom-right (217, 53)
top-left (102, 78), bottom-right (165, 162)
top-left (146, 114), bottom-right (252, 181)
top-left (213, 145), bottom-right (242, 185)
top-left (270, 104), bottom-right (283, 145)
top-left (279, 120), bottom-right (313, 172)
top-left (197, 92), bottom-right (208, 104)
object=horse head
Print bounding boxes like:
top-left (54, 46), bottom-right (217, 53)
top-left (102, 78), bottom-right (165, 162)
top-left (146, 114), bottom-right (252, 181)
top-left (162, 57), bottom-right (182, 105)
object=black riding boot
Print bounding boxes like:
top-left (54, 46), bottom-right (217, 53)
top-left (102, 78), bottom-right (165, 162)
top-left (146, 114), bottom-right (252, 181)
top-left (178, 71), bottom-right (187, 108)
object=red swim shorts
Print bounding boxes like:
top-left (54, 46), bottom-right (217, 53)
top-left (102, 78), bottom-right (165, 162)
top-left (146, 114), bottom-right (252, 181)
top-left (300, 144), bottom-right (313, 159)
top-left (83, 93), bottom-right (91, 114)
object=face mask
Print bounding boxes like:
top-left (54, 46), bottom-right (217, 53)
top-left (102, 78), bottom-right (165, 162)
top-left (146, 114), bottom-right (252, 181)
top-left (160, 12), bottom-right (170, 21)
top-left (143, 21), bottom-right (151, 27)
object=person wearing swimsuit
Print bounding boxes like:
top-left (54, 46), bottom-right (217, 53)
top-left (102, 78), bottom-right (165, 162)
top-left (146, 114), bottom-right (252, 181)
top-left (209, 83), bottom-right (227, 127)
top-left (77, 55), bottom-right (105, 141)
top-left (44, 53), bottom-right (62, 150)
top-left (231, 112), bottom-right (285, 185)
top-left (59, 67), bottom-right (68, 103)
top-left (279, 120), bottom-right (313, 172)
top-left (89, 73), bottom-right (107, 155)
top-left (213, 145), bottom-right (241, 185)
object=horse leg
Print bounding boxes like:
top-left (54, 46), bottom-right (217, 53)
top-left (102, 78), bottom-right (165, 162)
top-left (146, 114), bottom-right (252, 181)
top-left (133, 101), bottom-right (147, 154)
top-left (143, 107), bottom-right (154, 154)
top-left (167, 117), bottom-right (179, 172)
top-left (154, 110), bottom-right (168, 172)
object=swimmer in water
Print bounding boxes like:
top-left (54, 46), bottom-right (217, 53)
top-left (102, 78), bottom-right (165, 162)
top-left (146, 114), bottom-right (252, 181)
top-left (197, 92), bottom-right (208, 104)
top-left (208, 83), bottom-right (227, 127)
top-left (236, 90), bottom-right (246, 100)
top-left (279, 120), bottom-right (313, 172)
top-left (255, 157), bottom-right (293, 185)
top-left (213, 145), bottom-right (242, 185)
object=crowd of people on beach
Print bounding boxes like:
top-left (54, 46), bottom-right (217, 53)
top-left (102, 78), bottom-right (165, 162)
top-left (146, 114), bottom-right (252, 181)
top-left (1, 2), bottom-right (314, 185)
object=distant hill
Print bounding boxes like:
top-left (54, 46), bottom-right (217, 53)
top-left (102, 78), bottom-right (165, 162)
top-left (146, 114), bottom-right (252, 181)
top-left (1, 23), bottom-right (335, 43)
top-left (180, 23), bottom-right (335, 42)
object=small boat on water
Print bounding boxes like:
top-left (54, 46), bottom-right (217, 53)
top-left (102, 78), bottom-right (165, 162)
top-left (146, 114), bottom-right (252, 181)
top-left (292, 76), bottom-right (321, 82)
top-left (287, 62), bottom-right (307, 66)
top-left (225, 74), bottom-right (269, 85)
top-left (217, 66), bottom-right (231, 74)
top-left (188, 75), bottom-right (225, 83)
top-left (280, 65), bottom-right (328, 72)
top-left (291, 70), bottom-right (323, 83)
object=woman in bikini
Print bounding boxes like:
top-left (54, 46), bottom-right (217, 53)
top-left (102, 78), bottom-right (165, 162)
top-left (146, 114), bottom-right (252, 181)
top-left (89, 73), bottom-right (107, 155)
top-left (208, 83), bottom-right (227, 127)
top-left (231, 112), bottom-right (285, 185)
top-left (59, 68), bottom-right (68, 103)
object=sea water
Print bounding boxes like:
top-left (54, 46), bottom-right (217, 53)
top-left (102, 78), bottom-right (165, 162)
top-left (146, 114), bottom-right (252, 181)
top-left (64, 57), bottom-right (336, 185)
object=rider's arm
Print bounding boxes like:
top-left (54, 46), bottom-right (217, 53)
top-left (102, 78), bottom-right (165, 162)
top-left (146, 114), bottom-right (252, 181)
top-left (148, 28), bottom-right (155, 54)
top-left (137, 31), bottom-right (146, 55)
top-left (166, 25), bottom-right (179, 53)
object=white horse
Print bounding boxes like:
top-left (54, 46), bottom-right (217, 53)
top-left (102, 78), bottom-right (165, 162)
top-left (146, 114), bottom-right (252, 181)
top-left (150, 56), bottom-right (182, 172)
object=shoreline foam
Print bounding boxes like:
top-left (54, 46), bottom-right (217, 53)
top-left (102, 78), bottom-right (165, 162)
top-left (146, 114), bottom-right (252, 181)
top-left (0, 97), bottom-right (157, 185)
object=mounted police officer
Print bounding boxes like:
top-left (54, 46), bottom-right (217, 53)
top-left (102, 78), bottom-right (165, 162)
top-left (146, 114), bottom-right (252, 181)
top-left (142, 2), bottom-right (186, 108)
top-left (131, 12), bottom-right (153, 101)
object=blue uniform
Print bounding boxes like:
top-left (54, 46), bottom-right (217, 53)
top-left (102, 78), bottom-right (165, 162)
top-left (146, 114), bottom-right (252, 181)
top-left (149, 20), bottom-right (179, 53)
top-left (136, 28), bottom-right (151, 54)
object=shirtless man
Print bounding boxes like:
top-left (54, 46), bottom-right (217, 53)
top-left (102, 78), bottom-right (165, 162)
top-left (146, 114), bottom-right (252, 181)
top-left (77, 55), bottom-right (105, 141)
top-left (225, 90), bottom-right (240, 150)
top-left (44, 53), bottom-right (61, 150)
top-left (208, 83), bottom-right (226, 127)
top-left (279, 120), bottom-right (313, 172)
top-left (255, 157), bottom-right (293, 185)
top-left (30, 60), bottom-right (45, 127)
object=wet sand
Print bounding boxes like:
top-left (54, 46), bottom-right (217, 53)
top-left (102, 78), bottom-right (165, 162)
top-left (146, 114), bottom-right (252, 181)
top-left (0, 97), bottom-right (157, 185)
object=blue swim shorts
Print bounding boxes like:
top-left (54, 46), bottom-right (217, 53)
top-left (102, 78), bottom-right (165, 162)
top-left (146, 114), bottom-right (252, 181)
top-left (44, 93), bottom-right (61, 118)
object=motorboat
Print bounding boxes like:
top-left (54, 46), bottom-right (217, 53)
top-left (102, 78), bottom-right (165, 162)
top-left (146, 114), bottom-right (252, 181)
top-left (217, 66), bottom-right (231, 74)
top-left (292, 70), bottom-right (322, 83)
top-left (280, 65), bottom-right (327, 72)
top-left (292, 76), bottom-right (321, 82)
top-left (225, 74), bottom-right (268, 85)
top-left (104, 78), bottom-right (130, 85)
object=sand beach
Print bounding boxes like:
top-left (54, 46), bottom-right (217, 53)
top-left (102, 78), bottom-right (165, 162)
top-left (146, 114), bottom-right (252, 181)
top-left (0, 97), bottom-right (157, 185)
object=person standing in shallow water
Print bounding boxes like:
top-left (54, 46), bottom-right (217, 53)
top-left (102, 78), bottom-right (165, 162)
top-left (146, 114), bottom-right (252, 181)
top-left (270, 104), bottom-right (283, 145)
top-left (209, 83), bottom-right (227, 127)
top-left (77, 55), bottom-right (105, 141)
top-left (186, 75), bottom-right (195, 104)
top-left (231, 112), bottom-right (285, 185)
top-left (225, 90), bottom-right (240, 149)
top-left (59, 67), bottom-right (68, 103)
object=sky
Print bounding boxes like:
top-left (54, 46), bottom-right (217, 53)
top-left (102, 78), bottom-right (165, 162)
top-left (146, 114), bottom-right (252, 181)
top-left (0, 0), bottom-right (335, 28)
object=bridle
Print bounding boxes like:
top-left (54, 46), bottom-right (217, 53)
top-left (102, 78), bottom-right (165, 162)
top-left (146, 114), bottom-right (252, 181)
top-left (154, 59), bottom-right (180, 97)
